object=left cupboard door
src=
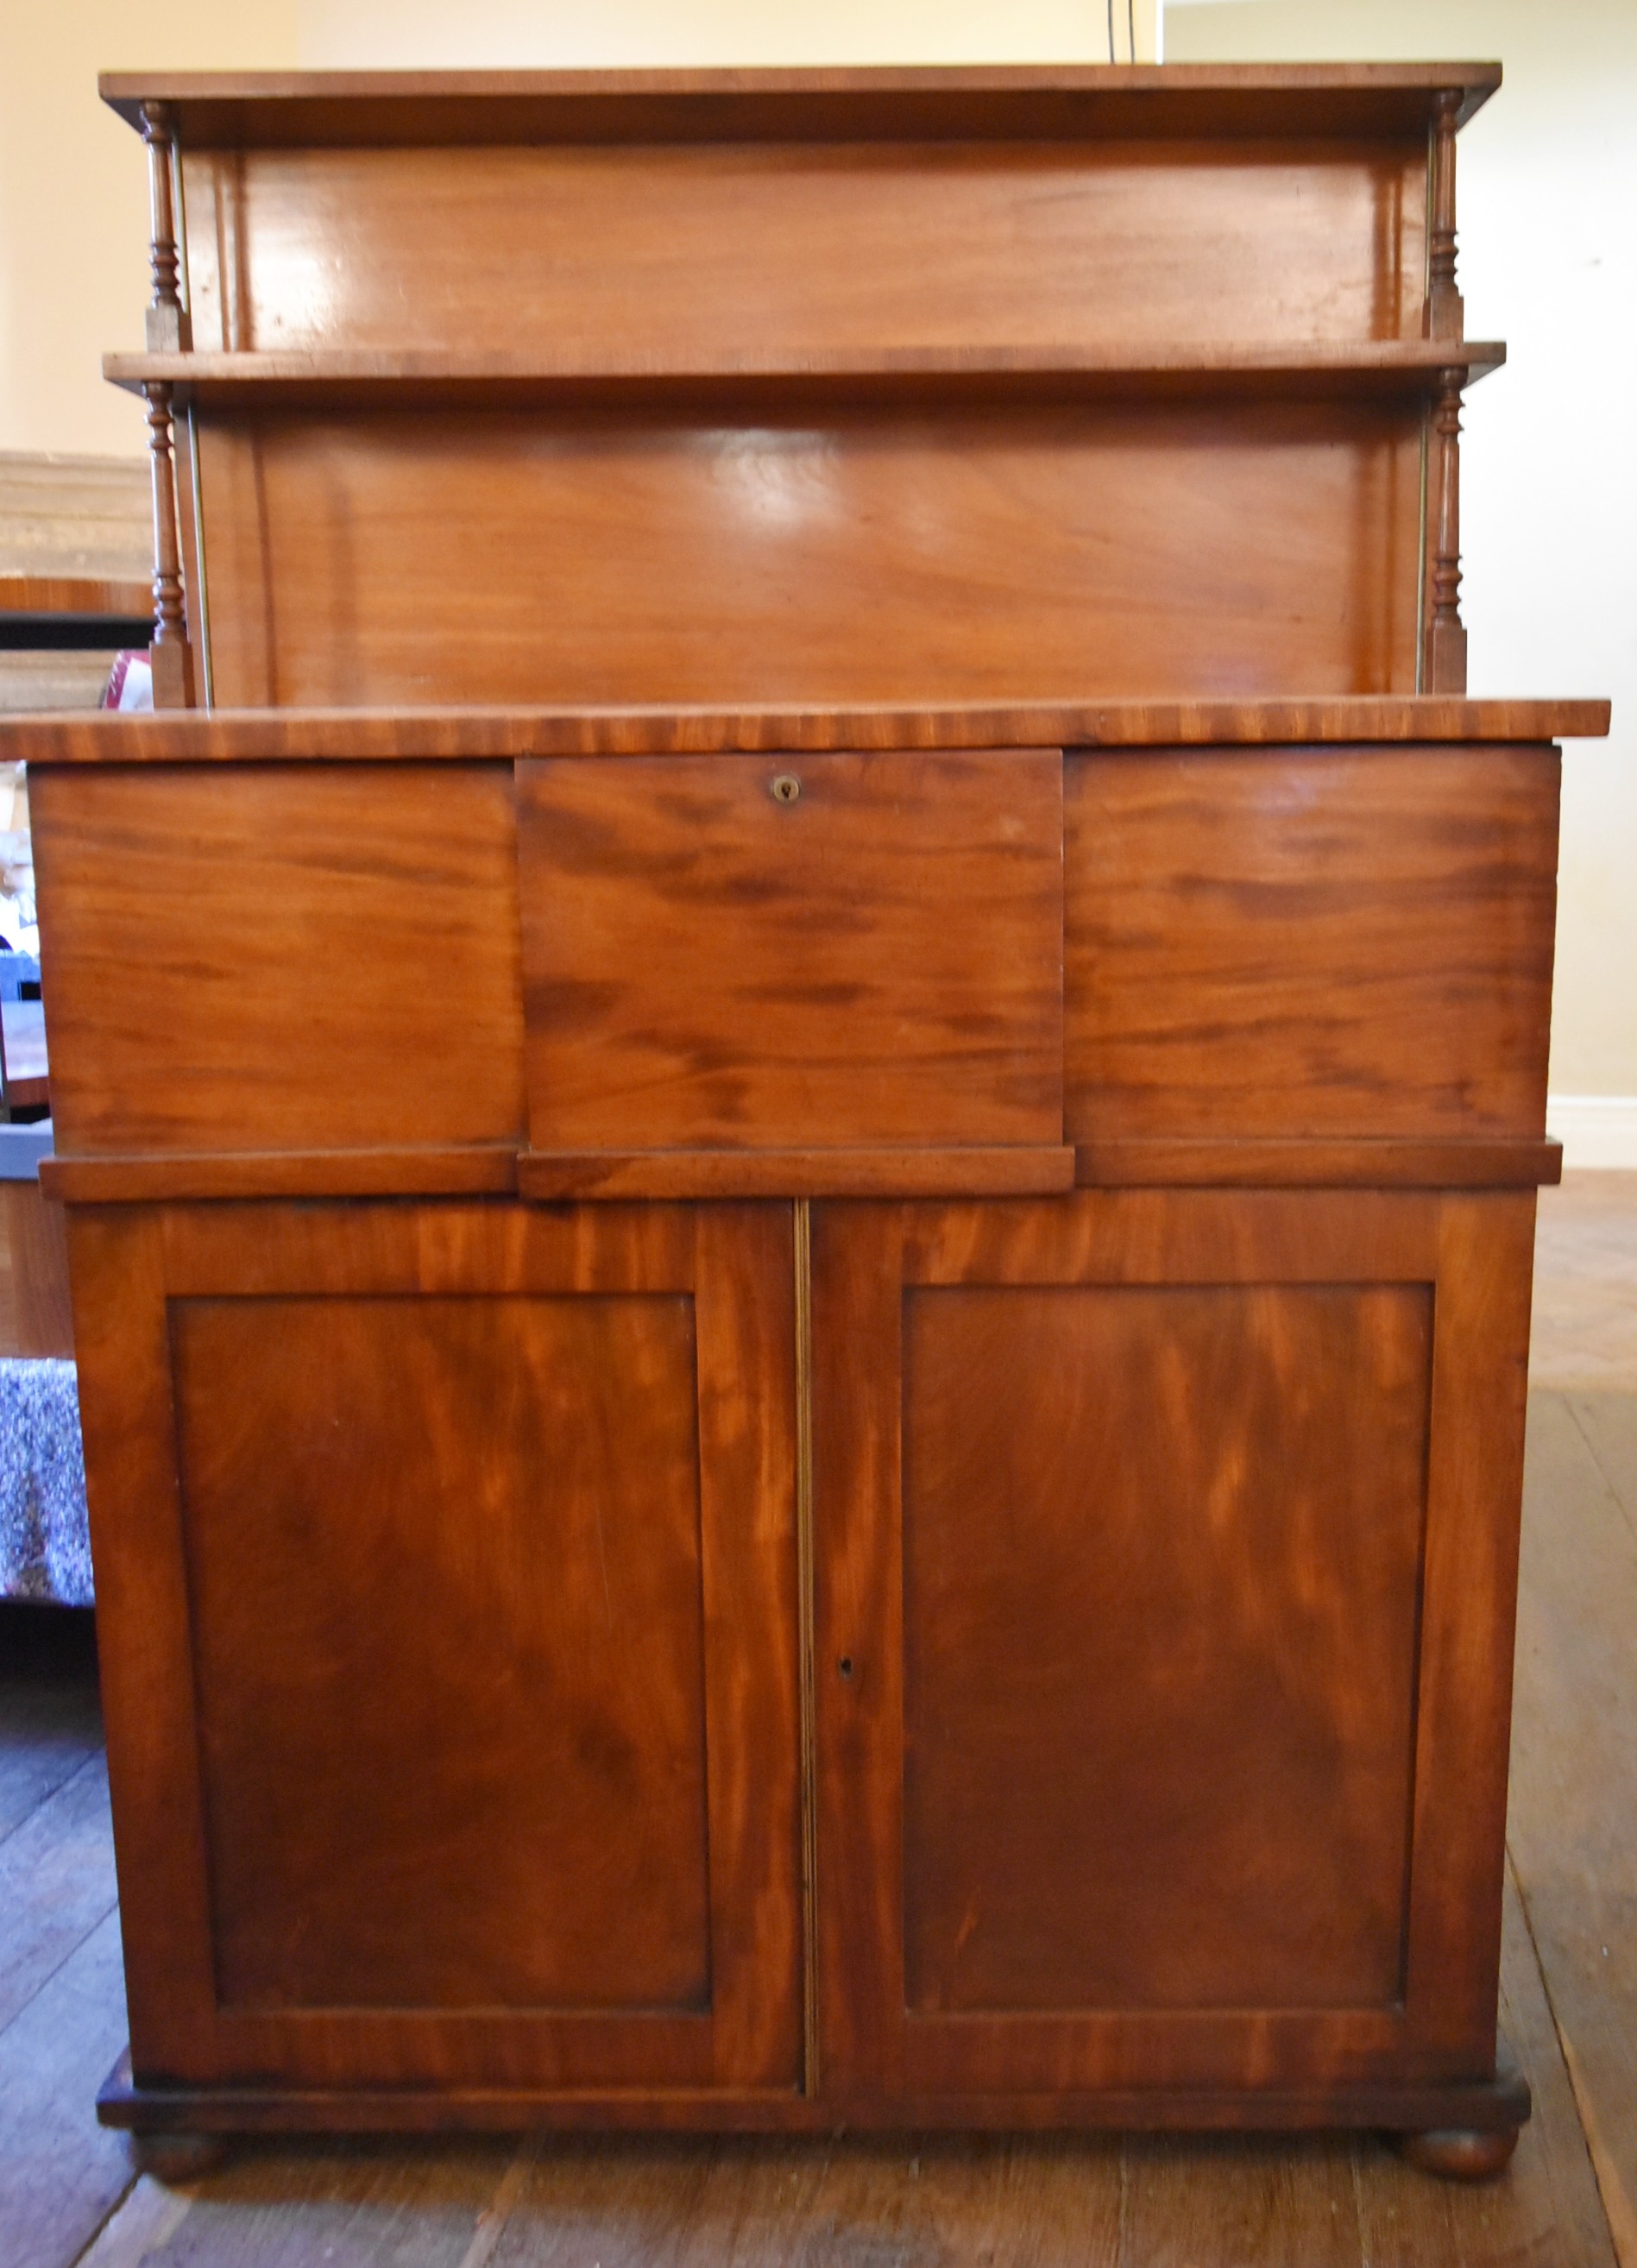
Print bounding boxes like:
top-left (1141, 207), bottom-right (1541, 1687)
top-left (71, 1198), bottom-right (803, 2103)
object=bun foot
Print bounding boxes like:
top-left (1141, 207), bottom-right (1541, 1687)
top-left (131, 2131), bottom-right (230, 2182)
top-left (1395, 2126), bottom-right (1520, 2182)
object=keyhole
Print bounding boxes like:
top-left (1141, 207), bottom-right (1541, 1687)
top-left (838, 1655), bottom-right (854, 1679)
top-left (771, 772), bottom-right (801, 804)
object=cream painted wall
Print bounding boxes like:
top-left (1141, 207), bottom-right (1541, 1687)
top-left (298, 0), bottom-right (1160, 69)
top-left (1165, 0), bottom-right (1636, 1106)
top-left (0, 0), bottom-right (1155, 457)
top-left (0, 1), bottom-right (299, 459)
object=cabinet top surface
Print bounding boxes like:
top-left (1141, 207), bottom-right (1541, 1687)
top-left (101, 62), bottom-right (1502, 143)
top-left (1, 699), bottom-right (1608, 765)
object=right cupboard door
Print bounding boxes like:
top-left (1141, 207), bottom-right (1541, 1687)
top-left (809, 1189), bottom-right (1533, 2110)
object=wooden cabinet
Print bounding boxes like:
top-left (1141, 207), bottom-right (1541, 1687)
top-left (5, 62), bottom-right (1611, 2175)
top-left (55, 1150), bottom-right (1537, 2144)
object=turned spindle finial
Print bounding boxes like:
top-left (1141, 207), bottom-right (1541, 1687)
top-left (140, 100), bottom-right (190, 351)
top-left (144, 382), bottom-right (196, 709)
top-left (1426, 369), bottom-right (1467, 695)
top-left (1426, 89), bottom-right (1464, 341)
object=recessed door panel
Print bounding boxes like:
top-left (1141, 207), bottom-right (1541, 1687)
top-left (902, 1279), bottom-right (1429, 2017)
top-left (174, 1289), bottom-right (711, 2014)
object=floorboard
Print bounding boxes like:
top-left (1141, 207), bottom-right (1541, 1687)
top-left (0, 1609), bottom-right (102, 1847)
top-left (1123, 2133), bottom-right (1360, 2268)
top-left (0, 1911), bottom-right (136, 2268)
top-left (0, 1756), bottom-right (117, 2036)
top-left (1508, 1389), bottom-right (1637, 2268)
top-left (102, 2139), bottom-right (521, 2268)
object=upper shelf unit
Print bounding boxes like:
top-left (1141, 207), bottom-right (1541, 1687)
top-left (104, 66), bottom-right (1505, 711)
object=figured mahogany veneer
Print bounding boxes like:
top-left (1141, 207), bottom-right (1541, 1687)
top-left (19, 714), bottom-right (1587, 1200)
top-left (518, 749), bottom-right (1063, 1160)
top-left (11, 63), bottom-right (1609, 2170)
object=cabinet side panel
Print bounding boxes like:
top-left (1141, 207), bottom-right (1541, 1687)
top-left (31, 761), bottom-right (525, 1156)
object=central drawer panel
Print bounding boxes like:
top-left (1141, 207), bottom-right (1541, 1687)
top-left (518, 750), bottom-right (1064, 1161)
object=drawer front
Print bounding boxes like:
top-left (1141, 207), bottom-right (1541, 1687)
top-left (1065, 744), bottom-right (1559, 1147)
top-left (519, 750), bottom-right (1065, 1158)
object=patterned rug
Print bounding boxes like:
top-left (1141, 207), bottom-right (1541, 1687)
top-left (0, 1358), bottom-right (90, 1604)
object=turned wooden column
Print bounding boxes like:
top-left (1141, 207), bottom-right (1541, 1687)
top-left (1426, 89), bottom-right (1464, 341)
top-left (137, 102), bottom-right (197, 703)
top-left (1426, 369), bottom-right (1468, 695)
top-left (143, 382), bottom-right (195, 709)
top-left (140, 102), bottom-right (190, 352)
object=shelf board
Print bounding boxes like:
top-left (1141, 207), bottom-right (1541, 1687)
top-left (98, 64), bottom-right (1502, 147)
top-left (104, 341), bottom-right (1507, 409)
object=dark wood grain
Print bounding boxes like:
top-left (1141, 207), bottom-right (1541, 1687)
top-left (194, 401), bottom-right (1425, 708)
top-left (29, 762), bottom-right (524, 1160)
top-left (92, 2066), bottom-right (1533, 2137)
top-left (173, 1289), bottom-right (713, 2014)
top-left (1065, 747), bottom-right (1560, 1143)
top-left (519, 751), bottom-right (1063, 1157)
top-left (3, 701), bottom-right (1607, 763)
top-left (899, 1279), bottom-right (1431, 2019)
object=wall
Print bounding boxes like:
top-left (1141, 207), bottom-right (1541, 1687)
top-left (0, 1), bottom-right (300, 461)
top-left (0, 0), bottom-right (1158, 463)
top-left (1165, 0), bottom-right (1637, 1139)
top-left (297, 0), bottom-right (1160, 69)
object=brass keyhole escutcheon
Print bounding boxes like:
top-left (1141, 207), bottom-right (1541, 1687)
top-left (770, 772), bottom-right (802, 805)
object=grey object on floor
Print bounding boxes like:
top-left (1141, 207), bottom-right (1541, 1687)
top-left (0, 1357), bottom-right (90, 1604)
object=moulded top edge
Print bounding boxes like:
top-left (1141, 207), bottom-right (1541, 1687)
top-left (0, 697), bottom-right (1608, 766)
top-left (98, 63), bottom-right (1503, 145)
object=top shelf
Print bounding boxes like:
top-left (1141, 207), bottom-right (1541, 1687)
top-left (99, 63), bottom-right (1502, 146)
top-left (104, 341), bottom-right (1508, 408)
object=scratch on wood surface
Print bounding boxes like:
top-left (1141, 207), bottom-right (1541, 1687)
top-left (455, 2133), bottom-right (539, 2268)
top-left (72, 2178), bottom-right (189, 2268)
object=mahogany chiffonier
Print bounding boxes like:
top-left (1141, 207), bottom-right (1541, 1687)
top-left (3, 66), bottom-right (1609, 2175)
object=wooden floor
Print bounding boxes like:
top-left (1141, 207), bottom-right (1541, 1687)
top-left (3, 1175), bottom-right (1634, 2267)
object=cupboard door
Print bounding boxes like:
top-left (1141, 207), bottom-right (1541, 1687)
top-left (73, 1199), bottom-right (801, 2096)
top-left (811, 1190), bottom-right (1532, 2105)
